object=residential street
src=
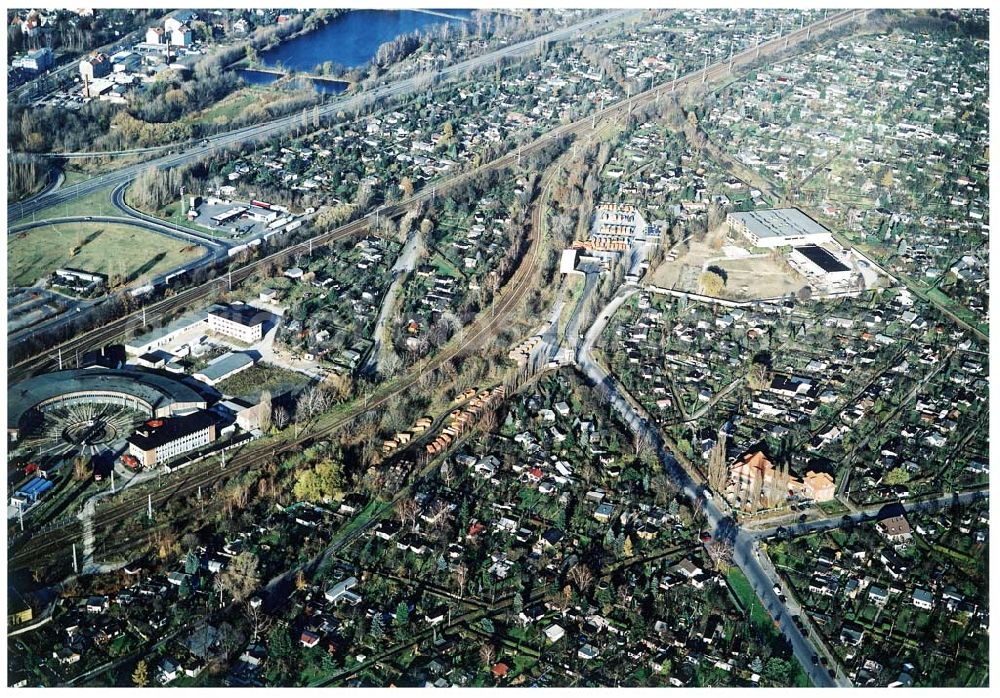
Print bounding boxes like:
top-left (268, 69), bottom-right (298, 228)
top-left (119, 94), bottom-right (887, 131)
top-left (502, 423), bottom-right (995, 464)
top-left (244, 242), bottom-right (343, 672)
top-left (575, 281), bottom-right (846, 687)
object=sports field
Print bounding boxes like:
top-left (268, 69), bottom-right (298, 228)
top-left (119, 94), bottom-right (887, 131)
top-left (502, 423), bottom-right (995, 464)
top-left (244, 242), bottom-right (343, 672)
top-left (8, 221), bottom-right (205, 288)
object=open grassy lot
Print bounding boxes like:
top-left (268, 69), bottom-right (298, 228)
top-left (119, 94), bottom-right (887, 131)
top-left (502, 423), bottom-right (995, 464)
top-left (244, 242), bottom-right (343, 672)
top-left (60, 169), bottom-right (92, 187)
top-left (213, 362), bottom-right (311, 401)
top-left (727, 568), bottom-right (773, 629)
top-left (22, 183), bottom-right (118, 222)
top-left (182, 86), bottom-right (265, 129)
top-left (713, 255), bottom-right (803, 300)
top-left (8, 221), bottom-right (205, 288)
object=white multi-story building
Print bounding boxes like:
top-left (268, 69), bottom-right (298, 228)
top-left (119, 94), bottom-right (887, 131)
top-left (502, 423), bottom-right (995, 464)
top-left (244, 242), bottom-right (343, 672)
top-left (207, 304), bottom-right (266, 344)
top-left (127, 411), bottom-right (217, 468)
top-left (13, 47), bottom-right (53, 72)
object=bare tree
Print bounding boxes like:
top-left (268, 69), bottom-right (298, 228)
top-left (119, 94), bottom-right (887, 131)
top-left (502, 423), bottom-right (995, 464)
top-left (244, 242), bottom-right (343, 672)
top-left (479, 642), bottom-right (496, 669)
top-left (272, 405), bottom-right (290, 430)
top-left (429, 500), bottom-right (453, 532)
top-left (244, 599), bottom-right (272, 642)
top-left (707, 430), bottom-right (729, 493)
top-left (633, 427), bottom-right (653, 459)
top-left (650, 473), bottom-right (678, 506)
top-left (765, 461), bottom-right (791, 509)
top-left (747, 361), bottom-right (770, 391)
top-left (706, 539), bottom-right (734, 572)
top-left (567, 563), bottom-right (594, 594)
top-left (394, 497), bottom-right (420, 531)
top-left (295, 385), bottom-right (332, 423)
top-left (216, 551), bottom-right (260, 604)
top-left (258, 390), bottom-right (272, 432)
top-left (453, 563), bottom-right (469, 599)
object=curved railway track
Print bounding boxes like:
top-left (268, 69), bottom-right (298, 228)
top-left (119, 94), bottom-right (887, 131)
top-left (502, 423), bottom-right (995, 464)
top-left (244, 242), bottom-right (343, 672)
top-left (9, 144), bottom-right (553, 571)
top-left (9, 9), bottom-right (864, 380)
top-left (9, 10), bottom-right (867, 570)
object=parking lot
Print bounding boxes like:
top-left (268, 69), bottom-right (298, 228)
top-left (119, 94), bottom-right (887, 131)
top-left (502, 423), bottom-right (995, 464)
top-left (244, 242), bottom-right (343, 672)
top-left (188, 201), bottom-right (289, 241)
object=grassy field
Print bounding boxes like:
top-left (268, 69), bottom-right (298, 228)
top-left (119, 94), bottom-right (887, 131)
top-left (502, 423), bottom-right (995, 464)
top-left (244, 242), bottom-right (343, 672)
top-left (182, 87), bottom-right (264, 128)
top-left (60, 169), bottom-right (92, 187)
top-left (213, 361), bottom-right (310, 400)
top-left (8, 221), bottom-right (205, 288)
top-left (726, 568), bottom-right (773, 628)
top-left (22, 183), bottom-right (118, 223)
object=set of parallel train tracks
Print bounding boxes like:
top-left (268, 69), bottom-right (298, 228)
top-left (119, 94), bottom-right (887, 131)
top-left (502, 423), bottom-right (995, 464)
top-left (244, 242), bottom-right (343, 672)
top-left (9, 9), bottom-right (867, 571)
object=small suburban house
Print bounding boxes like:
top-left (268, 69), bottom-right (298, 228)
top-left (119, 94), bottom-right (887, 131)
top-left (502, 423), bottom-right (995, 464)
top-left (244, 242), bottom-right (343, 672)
top-left (912, 588), bottom-right (934, 610)
top-left (876, 514), bottom-right (913, 545)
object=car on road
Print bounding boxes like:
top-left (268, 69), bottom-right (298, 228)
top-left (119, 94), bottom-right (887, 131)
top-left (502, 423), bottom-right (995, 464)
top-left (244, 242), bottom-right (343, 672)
top-left (85, 216), bottom-right (93, 221)
top-left (773, 584), bottom-right (781, 595)
top-left (811, 655), bottom-right (819, 665)
top-left (700, 531), bottom-right (712, 542)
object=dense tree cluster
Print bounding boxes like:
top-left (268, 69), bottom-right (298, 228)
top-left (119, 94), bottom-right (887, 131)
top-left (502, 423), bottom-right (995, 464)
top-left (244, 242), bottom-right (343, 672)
top-left (292, 459), bottom-right (345, 503)
top-left (7, 155), bottom-right (47, 201)
top-left (7, 9), bottom-right (158, 56)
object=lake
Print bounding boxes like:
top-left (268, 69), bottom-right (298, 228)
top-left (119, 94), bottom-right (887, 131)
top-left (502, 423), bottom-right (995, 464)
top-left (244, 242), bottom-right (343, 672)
top-left (258, 9), bottom-right (474, 74)
top-left (238, 68), bottom-right (349, 95)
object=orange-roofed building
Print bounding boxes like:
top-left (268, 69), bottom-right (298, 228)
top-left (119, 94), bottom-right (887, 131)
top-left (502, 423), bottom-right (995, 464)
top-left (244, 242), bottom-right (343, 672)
top-left (800, 470), bottom-right (836, 502)
top-left (729, 450), bottom-right (798, 510)
top-left (730, 451), bottom-right (777, 489)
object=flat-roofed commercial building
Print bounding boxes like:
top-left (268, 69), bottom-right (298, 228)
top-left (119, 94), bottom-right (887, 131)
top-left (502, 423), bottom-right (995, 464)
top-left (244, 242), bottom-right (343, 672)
top-left (126, 309), bottom-right (211, 356)
top-left (193, 351), bottom-right (256, 386)
top-left (727, 208), bottom-right (833, 248)
top-left (127, 411), bottom-right (217, 468)
top-left (207, 304), bottom-right (266, 344)
top-left (789, 245), bottom-right (853, 284)
top-left (211, 207), bottom-right (247, 225)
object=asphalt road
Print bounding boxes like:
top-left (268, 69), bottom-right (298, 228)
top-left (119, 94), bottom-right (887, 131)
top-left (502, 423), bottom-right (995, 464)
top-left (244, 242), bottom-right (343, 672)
top-left (750, 488), bottom-right (990, 541)
top-left (6, 214), bottom-right (226, 344)
top-left (576, 288), bottom-right (989, 687)
top-left (575, 283), bottom-right (848, 686)
top-left (11, 11), bottom-right (875, 684)
top-left (7, 9), bottom-right (636, 223)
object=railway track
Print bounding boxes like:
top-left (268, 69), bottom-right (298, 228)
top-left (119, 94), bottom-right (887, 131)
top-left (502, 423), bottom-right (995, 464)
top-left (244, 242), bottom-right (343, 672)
top-left (9, 128), bottom-right (556, 572)
top-left (9, 9), bottom-right (865, 380)
top-left (9, 9), bottom-right (868, 571)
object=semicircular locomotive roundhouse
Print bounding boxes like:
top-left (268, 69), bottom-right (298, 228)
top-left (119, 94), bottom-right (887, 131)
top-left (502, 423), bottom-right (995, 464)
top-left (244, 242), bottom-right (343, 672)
top-left (8, 367), bottom-right (208, 442)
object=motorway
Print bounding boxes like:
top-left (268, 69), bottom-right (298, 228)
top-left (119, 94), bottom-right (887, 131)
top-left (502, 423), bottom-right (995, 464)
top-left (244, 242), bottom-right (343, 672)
top-left (8, 8), bottom-right (867, 381)
top-left (7, 9), bottom-right (637, 222)
top-left (10, 9), bottom-right (874, 686)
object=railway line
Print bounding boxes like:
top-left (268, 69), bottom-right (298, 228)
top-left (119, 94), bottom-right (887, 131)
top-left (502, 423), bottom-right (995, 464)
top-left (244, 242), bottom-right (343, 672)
top-left (8, 110), bottom-right (567, 572)
top-left (8, 130), bottom-right (553, 572)
top-left (9, 8), bottom-right (865, 380)
top-left (9, 9), bottom-right (869, 571)
top-left (7, 10), bottom-right (635, 222)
